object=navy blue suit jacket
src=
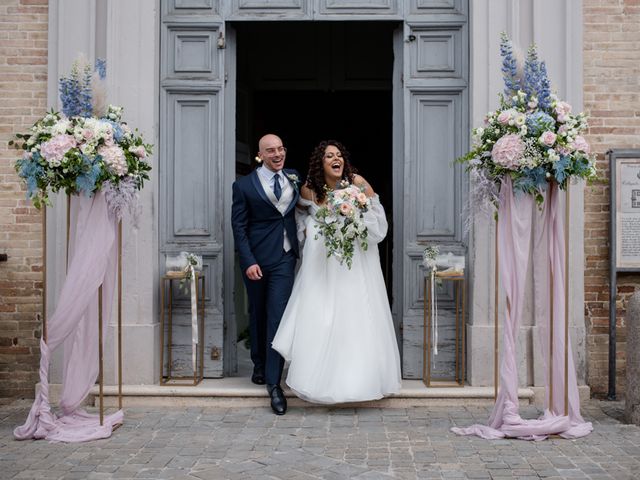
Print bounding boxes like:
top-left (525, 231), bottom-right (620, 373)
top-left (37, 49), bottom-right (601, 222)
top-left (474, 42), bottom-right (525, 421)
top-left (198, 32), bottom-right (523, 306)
top-left (231, 168), bottom-right (301, 272)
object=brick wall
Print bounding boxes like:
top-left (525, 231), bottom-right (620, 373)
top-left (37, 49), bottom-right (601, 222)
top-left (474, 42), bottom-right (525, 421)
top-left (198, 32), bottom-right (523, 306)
top-left (0, 0), bottom-right (48, 397)
top-left (584, 0), bottom-right (640, 397)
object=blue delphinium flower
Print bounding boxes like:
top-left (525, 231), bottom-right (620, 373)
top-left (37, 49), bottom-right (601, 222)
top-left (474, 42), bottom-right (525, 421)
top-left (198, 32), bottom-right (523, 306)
top-left (79, 64), bottom-right (93, 117)
top-left (76, 155), bottom-right (101, 196)
top-left (95, 58), bottom-right (106, 80)
top-left (526, 110), bottom-right (556, 136)
top-left (59, 76), bottom-right (82, 117)
top-left (523, 45), bottom-right (541, 100)
top-left (537, 61), bottom-right (552, 110)
top-left (59, 61), bottom-right (94, 118)
top-left (500, 32), bottom-right (520, 98)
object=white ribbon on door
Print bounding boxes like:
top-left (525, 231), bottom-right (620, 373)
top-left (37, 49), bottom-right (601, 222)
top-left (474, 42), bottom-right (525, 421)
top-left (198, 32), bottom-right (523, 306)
top-left (189, 265), bottom-right (198, 373)
top-left (431, 269), bottom-right (438, 356)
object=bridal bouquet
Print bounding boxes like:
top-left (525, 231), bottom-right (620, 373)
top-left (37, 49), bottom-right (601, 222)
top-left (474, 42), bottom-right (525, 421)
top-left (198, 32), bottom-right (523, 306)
top-left (459, 33), bottom-right (596, 207)
top-left (315, 181), bottom-right (370, 269)
top-left (12, 57), bottom-right (152, 213)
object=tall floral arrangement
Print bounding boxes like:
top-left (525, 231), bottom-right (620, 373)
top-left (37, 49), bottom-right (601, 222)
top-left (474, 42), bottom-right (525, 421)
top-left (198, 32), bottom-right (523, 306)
top-left (11, 57), bottom-right (152, 215)
top-left (459, 33), bottom-right (596, 206)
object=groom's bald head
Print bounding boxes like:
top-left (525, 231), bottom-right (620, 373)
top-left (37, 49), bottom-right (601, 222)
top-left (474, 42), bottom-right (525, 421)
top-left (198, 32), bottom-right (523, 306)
top-left (257, 134), bottom-right (287, 172)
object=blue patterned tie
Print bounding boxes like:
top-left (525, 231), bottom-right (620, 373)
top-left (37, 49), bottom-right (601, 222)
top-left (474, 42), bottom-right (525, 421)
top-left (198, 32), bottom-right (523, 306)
top-left (273, 173), bottom-right (282, 200)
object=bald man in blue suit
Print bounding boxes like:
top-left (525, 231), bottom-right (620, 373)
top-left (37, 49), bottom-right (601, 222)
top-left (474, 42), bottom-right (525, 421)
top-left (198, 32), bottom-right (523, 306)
top-left (231, 134), bottom-right (300, 415)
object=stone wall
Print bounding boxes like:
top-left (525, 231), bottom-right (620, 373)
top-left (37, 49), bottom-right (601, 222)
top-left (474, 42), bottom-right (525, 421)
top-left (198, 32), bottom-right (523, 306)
top-left (1, 0), bottom-right (639, 398)
top-left (0, 0), bottom-right (48, 397)
top-left (583, 0), bottom-right (640, 397)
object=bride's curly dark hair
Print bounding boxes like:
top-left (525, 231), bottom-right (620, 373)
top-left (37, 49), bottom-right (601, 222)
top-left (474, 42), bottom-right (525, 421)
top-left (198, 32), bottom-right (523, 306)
top-left (306, 140), bottom-right (358, 203)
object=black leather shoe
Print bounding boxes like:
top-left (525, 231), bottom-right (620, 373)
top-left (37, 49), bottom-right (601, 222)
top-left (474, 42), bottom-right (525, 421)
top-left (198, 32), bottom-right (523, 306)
top-left (267, 384), bottom-right (287, 415)
top-left (251, 367), bottom-right (265, 385)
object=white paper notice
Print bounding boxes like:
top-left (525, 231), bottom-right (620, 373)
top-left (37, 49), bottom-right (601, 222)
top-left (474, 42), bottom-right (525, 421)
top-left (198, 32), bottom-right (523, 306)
top-left (616, 160), bottom-right (640, 268)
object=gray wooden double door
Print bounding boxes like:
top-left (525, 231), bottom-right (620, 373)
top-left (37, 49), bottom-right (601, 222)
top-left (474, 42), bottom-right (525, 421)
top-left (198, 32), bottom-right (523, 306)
top-left (159, 0), bottom-right (469, 379)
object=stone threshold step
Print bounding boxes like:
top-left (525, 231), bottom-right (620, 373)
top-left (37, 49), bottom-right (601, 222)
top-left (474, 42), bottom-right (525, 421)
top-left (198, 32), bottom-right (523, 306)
top-left (87, 379), bottom-right (536, 408)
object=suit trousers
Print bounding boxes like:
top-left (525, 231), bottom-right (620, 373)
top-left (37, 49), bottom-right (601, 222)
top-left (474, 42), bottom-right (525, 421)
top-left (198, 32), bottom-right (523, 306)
top-left (243, 250), bottom-right (296, 385)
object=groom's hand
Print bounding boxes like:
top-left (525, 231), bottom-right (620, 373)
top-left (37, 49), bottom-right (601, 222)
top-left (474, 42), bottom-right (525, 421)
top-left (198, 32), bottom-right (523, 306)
top-left (246, 264), bottom-right (263, 281)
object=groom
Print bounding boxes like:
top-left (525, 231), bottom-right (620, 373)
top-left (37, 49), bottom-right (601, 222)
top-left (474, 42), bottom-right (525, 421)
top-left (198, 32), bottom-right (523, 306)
top-left (231, 133), bottom-right (300, 415)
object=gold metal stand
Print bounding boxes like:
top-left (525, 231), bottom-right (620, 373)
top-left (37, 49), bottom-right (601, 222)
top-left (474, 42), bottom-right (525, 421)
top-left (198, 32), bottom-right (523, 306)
top-left (98, 285), bottom-right (104, 425)
top-left (564, 186), bottom-right (570, 416)
top-left (159, 272), bottom-right (205, 385)
top-left (117, 222), bottom-right (123, 410)
top-left (494, 217), bottom-right (499, 400)
top-left (42, 207), bottom-right (47, 343)
top-left (423, 272), bottom-right (466, 387)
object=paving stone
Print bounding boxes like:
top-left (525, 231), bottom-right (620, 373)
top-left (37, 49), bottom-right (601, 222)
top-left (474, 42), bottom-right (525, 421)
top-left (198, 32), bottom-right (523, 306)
top-left (2, 400), bottom-right (640, 479)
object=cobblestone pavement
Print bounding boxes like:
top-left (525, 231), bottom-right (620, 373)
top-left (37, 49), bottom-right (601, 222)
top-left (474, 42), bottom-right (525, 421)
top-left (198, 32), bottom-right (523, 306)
top-left (1, 399), bottom-right (639, 480)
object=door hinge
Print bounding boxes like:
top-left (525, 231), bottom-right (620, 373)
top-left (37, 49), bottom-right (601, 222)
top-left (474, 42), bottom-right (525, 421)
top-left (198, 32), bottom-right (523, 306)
top-left (217, 31), bottom-right (225, 49)
top-left (225, 72), bottom-right (228, 84)
top-left (211, 346), bottom-right (220, 361)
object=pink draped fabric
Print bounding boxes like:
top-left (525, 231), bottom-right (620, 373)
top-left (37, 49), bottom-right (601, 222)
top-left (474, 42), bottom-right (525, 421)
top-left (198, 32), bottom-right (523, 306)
top-left (452, 178), bottom-right (592, 440)
top-left (14, 192), bottom-right (123, 442)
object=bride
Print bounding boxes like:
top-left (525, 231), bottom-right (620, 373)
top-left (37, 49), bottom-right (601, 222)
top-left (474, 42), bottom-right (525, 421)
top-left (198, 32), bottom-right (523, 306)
top-left (272, 140), bottom-right (402, 404)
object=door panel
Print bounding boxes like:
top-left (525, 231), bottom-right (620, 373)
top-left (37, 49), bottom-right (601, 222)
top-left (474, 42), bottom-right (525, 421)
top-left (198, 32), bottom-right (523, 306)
top-left (230, 0), bottom-right (311, 18)
top-left (166, 26), bottom-right (222, 78)
top-left (165, 92), bottom-right (219, 240)
top-left (408, 90), bottom-right (464, 241)
top-left (165, 0), bottom-right (219, 15)
top-left (408, 0), bottom-right (465, 15)
top-left (160, 10), bottom-right (226, 376)
top-left (409, 25), bottom-right (464, 78)
top-left (401, 12), bottom-right (468, 379)
top-left (317, 0), bottom-right (399, 15)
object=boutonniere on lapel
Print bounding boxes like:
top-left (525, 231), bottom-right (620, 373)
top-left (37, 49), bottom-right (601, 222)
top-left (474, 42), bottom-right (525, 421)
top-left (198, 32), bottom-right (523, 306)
top-left (286, 173), bottom-right (301, 193)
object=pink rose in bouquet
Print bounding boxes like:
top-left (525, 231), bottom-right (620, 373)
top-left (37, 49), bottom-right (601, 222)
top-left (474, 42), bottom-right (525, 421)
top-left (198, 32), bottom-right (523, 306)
top-left (339, 202), bottom-right (353, 216)
top-left (554, 101), bottom-right (572, 122)
top-left (539, 131), bottom-right (557, 147)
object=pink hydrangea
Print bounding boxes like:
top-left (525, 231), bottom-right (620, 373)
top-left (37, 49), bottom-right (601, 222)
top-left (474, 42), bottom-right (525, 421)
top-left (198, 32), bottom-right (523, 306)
top-left (570, 135), bottom-right (590, 153)
top-left (491, 134), bottom-right (525, 169)
top-left (98, 145), bottom-right (128, 176)
top-left (40, 134), bottom-right (76, 167)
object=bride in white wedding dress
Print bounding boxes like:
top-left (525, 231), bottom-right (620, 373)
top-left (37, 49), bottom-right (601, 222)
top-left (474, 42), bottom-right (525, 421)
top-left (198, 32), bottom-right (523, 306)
top-left (272, 140), bottom-right (402, 404)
